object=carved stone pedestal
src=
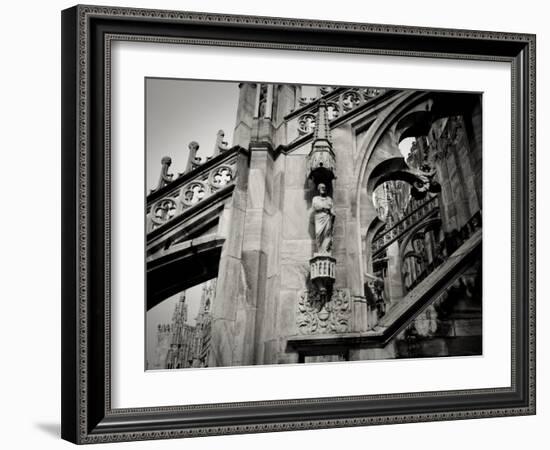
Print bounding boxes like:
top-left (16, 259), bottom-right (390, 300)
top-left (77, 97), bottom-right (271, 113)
top-left (297, 289), bottom-right (351, 335)
top-left (309, 254), bottom-right (336, 304)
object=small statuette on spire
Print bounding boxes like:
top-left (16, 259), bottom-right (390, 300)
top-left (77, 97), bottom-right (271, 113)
top-left (182, 141), bottom-right (202, 175)
top-left (151, 156), bottom-right (174, 193)
top-left (213, 130), bottom-right (229, 157)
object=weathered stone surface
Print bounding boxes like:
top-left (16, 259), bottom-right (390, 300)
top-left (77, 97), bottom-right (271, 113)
top-left (263, 275), bottom-right (280, 337)
top-left (242, 210), bottom-right (264, 251)
top-left (386, 240), bottom-right (404, 302)
top-left (208, 318), bottom-right (237, 367)
top-left (253, 274), bottom-right (279, 363)
top-left (220, 207), bottom-right (245, 259)
top-left (217, 205), bottom-right (231, 239)
top-left (246, 167), bottom-right (267, 210)
top-left (262, 339), bottom-right (279, 365)
top-left (241, 250), bottom-right (267, 308)
top-left (345, 250), bottom-right (363, 295)
top-left (266, 212), bottom-right (282, 279)
top-left (332, 188), bottom-right (349, 208)
top-left (282, 188), bottom-right (313, 240)
top-left (332, 126), bottom-right (354, 182)
top-left (233, 303), bottom-right (256, 366)
top-left (277, 349), bottom-right (299, 365)
top-left (213, 256), bottom-right (243, 321)
top-left (271, 171), bottom-right (285, 213)
top-left (334, 263), bottom-right (348, 289)
top-left (284, 154), bottom-right (308, 188)
top-left (332, 207), bottom-right (347, 240)
top-left (277, 289), bottom-right (299, 336)
top-left (280, 239), bottom-right (314, 265)
top-left (233, 123), bottom-right (252, 149)
top-left (281, 263), bottom-right (309, 290)
top-left (349, 342), bottom-right (397, 360)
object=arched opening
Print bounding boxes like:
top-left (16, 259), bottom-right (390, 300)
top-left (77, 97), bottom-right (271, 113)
top-left (357, 91), bottom-right (482, 333)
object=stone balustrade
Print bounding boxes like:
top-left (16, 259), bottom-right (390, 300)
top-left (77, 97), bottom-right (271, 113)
top-left (372, 195), bottom-right (440, 256)
top-left (146, 147), bottom-right (239, 233)
top-left (287, 86), bottom-right (386, 140)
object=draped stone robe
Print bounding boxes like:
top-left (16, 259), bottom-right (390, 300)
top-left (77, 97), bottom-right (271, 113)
top-left (312, 195), bottom-right (335, 254)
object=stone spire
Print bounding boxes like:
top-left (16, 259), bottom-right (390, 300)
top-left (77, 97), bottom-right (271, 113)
top-left (313, 99), bottom-right (332, 144)
top-left (307, 99), bottom-right (336, 187)
top-left (169, 294), bottom-right (186, 343)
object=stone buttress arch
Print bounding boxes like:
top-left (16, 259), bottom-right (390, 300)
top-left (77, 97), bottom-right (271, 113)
top-left (352, 91), bottom-right (433, 288)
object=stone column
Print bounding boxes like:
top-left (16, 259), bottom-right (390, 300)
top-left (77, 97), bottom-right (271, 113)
top-left (265, 84), bottom-right (274, 119)
top-left (463, 100), bottom-right (483, 206)
top-left (208, 148), bottom-right (250, 368)
top-left (385, 240), bottom-right (404, 302)
top-left (434, 142), bottom-right (458, 232)
top-left (446, 142), bottom-right (471, 229)
top-left (242, 142), bottom-right (278, 365)
top-left (233, 83), bottom-right (257, 148)
top-left (276, 85), bottom-right (297, 124)
top-left (453, 117), bottom-right (480, 218)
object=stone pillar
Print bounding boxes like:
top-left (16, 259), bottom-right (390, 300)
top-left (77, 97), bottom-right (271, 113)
top-left (265, 84), bottom-right (274, 119)
top-left (464, 100), bottom-right (483, 207)
top-left (434, 143), bottom-right (458, 232)
top-left (253, 84), bottom-right (262, 117)
top-left (208, 148), bottom-right (250, 368)
top-left (453, 117), bottom-right (480, 218)
top-left (233, 83), bottom-right (257, 148)
top-left (385, 240), bottom-right (404, 302)
top-left (276, 85), bottom-right (297, 124)
top-left (243, 142), bottom-right (277, 365)
top-left (447, 142), bottom-right (471, 229)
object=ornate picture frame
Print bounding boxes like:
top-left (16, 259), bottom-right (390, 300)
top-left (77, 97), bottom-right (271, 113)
top-left (61, 5), bottom-right (536, 444)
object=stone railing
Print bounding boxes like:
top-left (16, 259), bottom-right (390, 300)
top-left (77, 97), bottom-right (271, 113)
top-left (286, 86), bottom-right (386, 141)
top-left (146, 147), bottom-right (239, 233)
top-left (372, 195), bottom-right (440, 256)
top-left (403, 210), bottom-right (482, 293)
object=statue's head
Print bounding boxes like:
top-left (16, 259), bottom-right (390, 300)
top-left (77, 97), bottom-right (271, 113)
top-left (317, 182), bottom-right (327, 195)
top-left (161, 156), bottom-right (172, 166)
top-left (188, 141), bottom-right (199, 152)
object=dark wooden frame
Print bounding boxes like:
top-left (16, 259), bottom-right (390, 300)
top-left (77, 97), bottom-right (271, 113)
top-left (61, 4), bottom-right (536, 444)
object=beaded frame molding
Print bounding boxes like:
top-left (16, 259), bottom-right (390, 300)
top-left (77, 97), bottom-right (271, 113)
top-left (61, 4), bottom-right (536, 444)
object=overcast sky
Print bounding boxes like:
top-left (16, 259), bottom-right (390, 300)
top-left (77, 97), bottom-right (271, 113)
top-left (145, 78), bottom-right (239, 368)
top-left (145, 78), bottom-right (240, 192)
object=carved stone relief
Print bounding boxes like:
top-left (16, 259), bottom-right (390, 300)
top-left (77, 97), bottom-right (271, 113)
top-left (297, 289), bottom-right (351, 335)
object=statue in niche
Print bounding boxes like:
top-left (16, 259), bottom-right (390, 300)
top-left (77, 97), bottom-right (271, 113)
top-left (312, 182), bottom-right (335, 255)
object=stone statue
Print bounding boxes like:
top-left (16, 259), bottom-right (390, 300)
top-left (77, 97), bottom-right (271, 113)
top-left (184, 141), bottom-right (201, 173)
top-left (312, 183), bottom-right (335, 255)
top-left (152, 156), bottom-right (174, 193)
top-left (213, 130), bottom-right (229, 156)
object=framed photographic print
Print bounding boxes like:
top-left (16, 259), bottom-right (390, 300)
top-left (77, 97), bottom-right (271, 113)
top-left (61, 4), bottom-right (536, 444)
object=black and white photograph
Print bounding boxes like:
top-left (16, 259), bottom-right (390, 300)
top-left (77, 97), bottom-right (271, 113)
top-left (145, 79), bottom-right (483, 370)
top-left (1, 0), bottom-right (544, 447)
